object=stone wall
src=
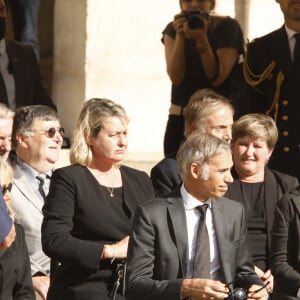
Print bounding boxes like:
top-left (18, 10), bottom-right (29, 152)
top-left (8, 1), bottom-right (285, 169)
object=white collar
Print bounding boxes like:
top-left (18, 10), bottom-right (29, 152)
top-left (181, 183), bottom-right (212, 211)
top-left (285, 25), bottom-right (299, 40)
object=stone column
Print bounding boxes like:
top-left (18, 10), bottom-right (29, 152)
top-left (52, 0), bottom-right (174, 158)
top-left (52, 0), bottom-right (87, 138)
top-left (52, 0), bottom-right (282, 171)
top-left (235, 0), bottom-right (251, 41)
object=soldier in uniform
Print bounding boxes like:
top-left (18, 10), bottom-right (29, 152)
top-left (242, 0), bottom-right (300, 180)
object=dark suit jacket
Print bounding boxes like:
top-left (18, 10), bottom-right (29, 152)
top-left (126, 187), bottom-right (262, 300)
top-left (225, 168), bottom-right (298, 265)
top-left (5, 39), bottom-right (56, 110)
top-left (271, 186), bottom-right (300, 300)
top-left (42, 164), bottom-right (155, 300)
top-left (243, 26), bottom-right (300, 180)
top-left (0, 224), bottom-right (35, 300)
top-left (150, 157), bottom-right (181, 197)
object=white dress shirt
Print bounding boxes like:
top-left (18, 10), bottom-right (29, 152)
top-left (285, 25), bottom-right (299, 62)
top-left (181, 184), bottom-right (223, 281)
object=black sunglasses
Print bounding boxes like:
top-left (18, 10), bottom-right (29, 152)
top-left (2, 183), bottom-right (12, 195)
top-left (29, 127), bottom-right (65, 138)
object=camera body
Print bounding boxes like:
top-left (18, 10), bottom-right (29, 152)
top-left (225, 287), bottom-right (248, 300)
top-left (183, 8), bottom-right (209, 29)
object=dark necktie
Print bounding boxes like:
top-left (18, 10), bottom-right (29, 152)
top-left (0, 70), bottom-right (8, 105)
top-left (36, 174), bottom-right (49, 201)
top-left (193, 204), bottom-right (210, 279)
top-left (293, 33), bottom-right (300, 65)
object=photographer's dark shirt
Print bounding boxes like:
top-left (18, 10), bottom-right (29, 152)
top-left (162, 17), bottom-right (244, 107)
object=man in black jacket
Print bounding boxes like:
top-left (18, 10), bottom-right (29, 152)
top-left (0, 0), bottom-right (56, 110)
top-left (243, 0), bottom-right (300, 180)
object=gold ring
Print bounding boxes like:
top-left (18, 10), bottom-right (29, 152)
top-left (209, 297), bottom-right (214, 300)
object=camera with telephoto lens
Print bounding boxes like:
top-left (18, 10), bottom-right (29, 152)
top-left (183, 8), bottom-right (209, 29)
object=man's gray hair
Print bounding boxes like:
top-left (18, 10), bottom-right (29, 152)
top-left (176, 131), bottom-right (231, 181)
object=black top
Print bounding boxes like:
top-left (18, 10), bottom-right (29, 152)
top-left (0, 224), bottom-right (35, 300)
top-left (42, 164), bottom-right (155, 300)
top-left (240, 181), bottom-right (268, 270)
top-left (162, 17), bottom-right (244, 107)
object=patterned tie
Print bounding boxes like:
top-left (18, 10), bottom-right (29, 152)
top-left (193, 204), bottom-right (210, 278)
top-left (0, 70), bottom-right (8, 105)
top-left (293, 33), bottom-right (300, 64)
top-left (36, 174), bottom-right (49, 201)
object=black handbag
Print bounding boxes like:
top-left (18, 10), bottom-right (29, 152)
top-left (109, 260), bottom-right (126, 300)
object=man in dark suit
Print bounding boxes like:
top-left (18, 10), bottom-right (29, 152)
top-left (0, 0), bottom-right (56, 110)
top-left (271, 186), bottom-right (300, 300)
top-left (151, 89), bottom-right (234, 197)
top-left (242, 0), bottom-right (300, 180)
top-left (126, 133), bottom-right (269, 300)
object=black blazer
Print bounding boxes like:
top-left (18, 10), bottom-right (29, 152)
top-left (271, 186), bottom-right (300, 300)
top-left (42, 164), bottom-right (154, 300)
top-left (243, 26), bottom-right (300, 180)
top-left (150, 157), bottom-right (181, 197)
top-left (5, 39), bottom-right (56, 110)
top-left (126, 187), bottom-right (263, 300)
top-left (0, 224), bottom-right (35, 300)
top-left (225, 168), bottom-right (298, 260)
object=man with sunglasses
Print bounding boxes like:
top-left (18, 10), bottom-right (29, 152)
top-left (10, 105), bottom-right (63, 300)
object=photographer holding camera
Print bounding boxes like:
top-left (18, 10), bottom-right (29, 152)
top-left (162, 0), bottom-right (244, 157)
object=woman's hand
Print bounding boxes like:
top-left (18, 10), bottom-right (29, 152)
top-left (173, 13), bottom-right (186, 38)
top-left (102, 236), bottom-right (129, 260)
top-left (254, 266), bottom-right (273, 293)
top-left (247, 284), bottom-right (269, 300)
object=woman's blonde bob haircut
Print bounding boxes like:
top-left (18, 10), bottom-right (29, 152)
top-left (70, 98), bottom-right (129, 166)
top-left (232, 113), bottom-right (278, 149)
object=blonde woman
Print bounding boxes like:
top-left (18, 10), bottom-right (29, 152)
top-left (42, 98), bottom-right (155, 300)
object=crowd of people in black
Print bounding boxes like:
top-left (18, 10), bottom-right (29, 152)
top-left (1, 0), bottom-right (300, 299)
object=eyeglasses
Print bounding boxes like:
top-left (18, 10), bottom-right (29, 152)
top-left (29, 127), bottom-right (65, 138)
top-left (2, 183), bottom-right (12, 195)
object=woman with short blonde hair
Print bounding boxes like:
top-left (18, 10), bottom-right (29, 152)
top-left (226, 113), bottom-right (298, 294)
